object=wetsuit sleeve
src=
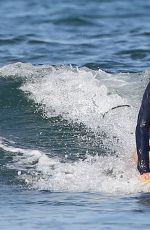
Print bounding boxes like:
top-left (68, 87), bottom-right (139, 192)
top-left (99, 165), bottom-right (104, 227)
top-left (136, 82), bottom-right (150, 174)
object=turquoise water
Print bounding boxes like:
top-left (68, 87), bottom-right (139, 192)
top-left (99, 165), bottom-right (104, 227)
top-left (1, 0), bottom-right (150, 229)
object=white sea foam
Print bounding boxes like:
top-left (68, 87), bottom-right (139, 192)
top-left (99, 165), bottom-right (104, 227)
top-left (16, 63), bottom-right (136, 153)
top-left (0, 62), bottom-right (136, 152)
top-left (0, 137), bottom-right (150, 194)
top-left (1, 63), bottom-right (149, 194)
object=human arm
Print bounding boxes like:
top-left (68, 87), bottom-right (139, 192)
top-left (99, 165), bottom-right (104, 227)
top-left (136, 82), bottom-right (150, 174)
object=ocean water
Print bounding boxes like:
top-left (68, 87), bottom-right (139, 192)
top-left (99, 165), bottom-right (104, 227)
top-left (1, 0), bottom-right (150, 229)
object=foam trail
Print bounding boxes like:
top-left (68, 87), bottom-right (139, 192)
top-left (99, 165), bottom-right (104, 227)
top-left (1, 137), bottom-right (150, 194)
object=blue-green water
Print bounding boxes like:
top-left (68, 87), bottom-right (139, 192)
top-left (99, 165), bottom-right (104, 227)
top-left (1, 0), bottom-right (150, 229)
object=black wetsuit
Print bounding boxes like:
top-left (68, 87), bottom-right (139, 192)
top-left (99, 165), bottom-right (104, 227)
top-left (136, 82), bottom-right (150, 174)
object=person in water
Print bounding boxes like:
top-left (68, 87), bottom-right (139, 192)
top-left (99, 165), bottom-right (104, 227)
top-left (136, 82), bottom-right (150, 179)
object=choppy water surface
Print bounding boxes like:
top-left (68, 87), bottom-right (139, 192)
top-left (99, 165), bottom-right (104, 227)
top-left (0, 0), bottom-right (150, 72)
top-left (1, 185), bottom-right (150, 230)
top-left (1, 0), bottom-right (150, 229)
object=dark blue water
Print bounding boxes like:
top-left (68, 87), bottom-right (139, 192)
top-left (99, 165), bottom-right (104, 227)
top-left (1, 0), bottom-right (150, 229)
top-left (2, 185), bottom-right (150, 230)
top-left (0, 0), bottom-right (150, 72)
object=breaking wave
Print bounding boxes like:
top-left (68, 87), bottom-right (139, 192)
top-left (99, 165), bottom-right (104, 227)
top-left (1, 62), bottom-right (150, 194)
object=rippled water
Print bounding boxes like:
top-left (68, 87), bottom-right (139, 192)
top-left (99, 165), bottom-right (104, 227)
top-left (1, 0), bottom-right (150, 229)
top-left (1, 185), bottom-right (150, 230)
top-left (0, 0), bottom-right (150, 72)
